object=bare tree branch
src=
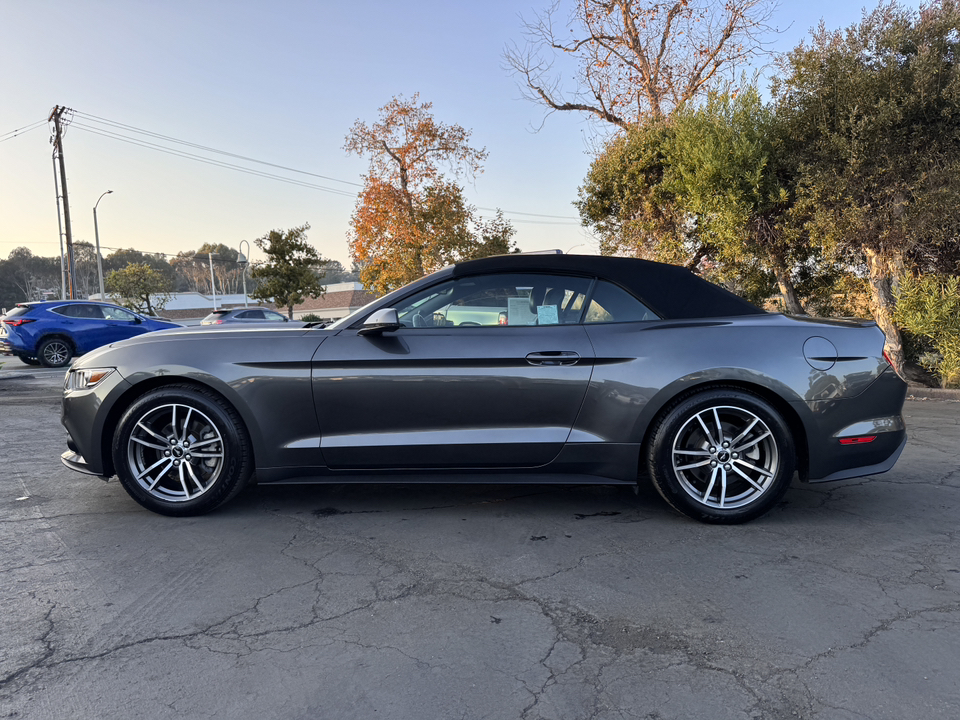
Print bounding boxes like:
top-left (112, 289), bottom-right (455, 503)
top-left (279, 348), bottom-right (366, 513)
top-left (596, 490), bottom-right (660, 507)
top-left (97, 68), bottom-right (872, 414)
top-left (505, 0), bottom-right (779, 127)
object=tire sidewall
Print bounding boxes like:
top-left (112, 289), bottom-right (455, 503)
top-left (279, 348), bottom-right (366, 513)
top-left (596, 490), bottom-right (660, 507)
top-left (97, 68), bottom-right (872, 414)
top-left (112, 386), bottom-right (250, 516)
top-left (648, 389), bottom-right (796, 524)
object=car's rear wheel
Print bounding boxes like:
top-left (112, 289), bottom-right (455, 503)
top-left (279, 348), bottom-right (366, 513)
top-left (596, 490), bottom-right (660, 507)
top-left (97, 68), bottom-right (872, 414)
top-left (37, 337), bottom-right (73, 368)
top-left (112, 385), bottom-right (252, 516)
top-left (647, 388), bottom-right (796, 524)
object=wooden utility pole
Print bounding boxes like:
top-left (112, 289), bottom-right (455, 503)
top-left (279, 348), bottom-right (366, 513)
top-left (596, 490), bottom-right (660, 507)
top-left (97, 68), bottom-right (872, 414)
top-left (49, 106), bottom-right (76, 299)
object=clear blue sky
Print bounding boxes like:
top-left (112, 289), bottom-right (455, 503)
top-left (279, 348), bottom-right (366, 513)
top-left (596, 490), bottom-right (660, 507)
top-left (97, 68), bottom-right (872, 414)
top-left (0, 0), bottom-right (921, 268)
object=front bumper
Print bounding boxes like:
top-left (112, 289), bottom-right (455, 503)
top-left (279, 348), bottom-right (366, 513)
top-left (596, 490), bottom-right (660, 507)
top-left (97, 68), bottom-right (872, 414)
top-left (60, 449), bottom-right (109, 480)
top-left (61, 368), bottom-right (133, 477)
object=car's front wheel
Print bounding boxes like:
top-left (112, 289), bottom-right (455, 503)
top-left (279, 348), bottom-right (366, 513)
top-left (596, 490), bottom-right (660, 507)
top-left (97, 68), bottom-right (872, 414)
top-left (37, 337), bottom-right (73, 368)
top-left (112, 385), bottom-right (253, 516)
top-left (647, 388), bottom-right (796, 524)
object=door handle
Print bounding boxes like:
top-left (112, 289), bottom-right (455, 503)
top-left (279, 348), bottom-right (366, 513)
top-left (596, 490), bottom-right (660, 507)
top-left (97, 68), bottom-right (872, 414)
top-left (525, 351), bottom-right (580, 366)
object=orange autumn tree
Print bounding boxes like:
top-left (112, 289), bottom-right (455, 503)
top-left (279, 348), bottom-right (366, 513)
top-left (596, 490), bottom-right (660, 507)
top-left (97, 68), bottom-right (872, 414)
top-left (345, 95), bottom-right (516, 294)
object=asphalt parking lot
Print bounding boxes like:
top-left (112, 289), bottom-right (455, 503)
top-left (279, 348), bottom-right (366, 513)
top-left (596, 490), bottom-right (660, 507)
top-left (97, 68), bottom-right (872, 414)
top-left (1, 358), bottom-right (959, 720)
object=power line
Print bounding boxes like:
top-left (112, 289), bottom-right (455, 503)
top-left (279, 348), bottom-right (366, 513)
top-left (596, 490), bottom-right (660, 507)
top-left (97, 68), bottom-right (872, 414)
top-left (71, 123), bottom-right (358, 197)
top-left (65, 109), bottom-right (584, 223)
top-left (0, 119), bottom-right (47, 144)
top-left (73, 110), bottom-right (363, 187)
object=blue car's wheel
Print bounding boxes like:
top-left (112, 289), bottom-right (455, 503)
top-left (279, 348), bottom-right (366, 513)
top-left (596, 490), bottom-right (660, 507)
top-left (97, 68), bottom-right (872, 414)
top-left (38, 337), bottom-right (73, 368)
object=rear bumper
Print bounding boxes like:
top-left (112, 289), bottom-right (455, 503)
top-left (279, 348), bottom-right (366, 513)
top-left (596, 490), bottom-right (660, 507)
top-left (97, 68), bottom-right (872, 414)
top-left (810, 434), bottom-right (907, 483)
top-left (802, 368), bottom-right (908, 482)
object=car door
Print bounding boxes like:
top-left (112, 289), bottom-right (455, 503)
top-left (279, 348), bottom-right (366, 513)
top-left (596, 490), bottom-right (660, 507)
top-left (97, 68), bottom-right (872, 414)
top-left (312, 272), bottom-right (596, 470)
top-left (98, 305), bottom-right (150, 345)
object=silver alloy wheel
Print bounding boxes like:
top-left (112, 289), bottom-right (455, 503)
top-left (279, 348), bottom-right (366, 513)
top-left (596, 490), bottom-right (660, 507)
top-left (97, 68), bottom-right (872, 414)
top-left (126, 403), bottom-right (225, 502)
top-left (671, 405), bottom-right (779, 510)
top-left (42, 340), bottom-right (70, 366)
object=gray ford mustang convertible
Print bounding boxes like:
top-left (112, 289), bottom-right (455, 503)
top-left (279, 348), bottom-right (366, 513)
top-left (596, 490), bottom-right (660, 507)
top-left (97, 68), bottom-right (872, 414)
top-left (60, 253), bottom-right (907, 523)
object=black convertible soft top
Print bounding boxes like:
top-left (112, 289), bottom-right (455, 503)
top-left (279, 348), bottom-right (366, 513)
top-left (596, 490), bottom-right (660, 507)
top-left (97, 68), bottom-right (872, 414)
top-left (452, 254), bottom-right (764, 320)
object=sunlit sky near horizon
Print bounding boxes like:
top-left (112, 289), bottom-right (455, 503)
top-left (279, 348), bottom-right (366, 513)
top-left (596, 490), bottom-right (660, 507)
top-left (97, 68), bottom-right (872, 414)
top-left (0, 0), bottom-right (923, 270)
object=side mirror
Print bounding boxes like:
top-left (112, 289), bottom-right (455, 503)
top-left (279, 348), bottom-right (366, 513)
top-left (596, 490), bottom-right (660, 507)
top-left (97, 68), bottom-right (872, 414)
top-left (358, 308), bottom-right (400, 336)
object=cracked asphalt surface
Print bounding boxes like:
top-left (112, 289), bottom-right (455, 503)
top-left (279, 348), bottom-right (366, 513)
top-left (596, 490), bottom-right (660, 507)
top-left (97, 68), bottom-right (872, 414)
top-left (1, 359), bottom-right (959, 719)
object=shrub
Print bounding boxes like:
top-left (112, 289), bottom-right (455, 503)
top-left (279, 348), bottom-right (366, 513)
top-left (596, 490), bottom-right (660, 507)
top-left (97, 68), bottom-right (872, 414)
top-left (895, 274), bottom-right (960, 388)
top-left (299, 313), bottom-right (325, 323)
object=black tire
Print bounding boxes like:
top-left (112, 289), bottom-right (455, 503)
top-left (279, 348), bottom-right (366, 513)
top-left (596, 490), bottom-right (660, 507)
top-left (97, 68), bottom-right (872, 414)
top-left (647, 388), bottom-right (796, 524)
top-left (37, 337), bottom-right (73, 368)
top-left (112, 384), bottom-right (253, 516)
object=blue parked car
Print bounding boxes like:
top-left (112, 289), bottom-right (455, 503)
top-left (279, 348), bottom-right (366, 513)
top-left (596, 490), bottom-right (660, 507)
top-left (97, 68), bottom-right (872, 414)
top-left (0, 301), bottom-right (179, 368)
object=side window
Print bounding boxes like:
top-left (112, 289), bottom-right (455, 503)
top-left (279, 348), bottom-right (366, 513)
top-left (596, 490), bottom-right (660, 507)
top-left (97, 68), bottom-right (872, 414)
top-left (264, 311), bottom-right (286, 321)
top-left (102, 306), bottom-right (138, 322)
top-left (584, 281), bottom-right (659, 324)
top-left (393, 273), bottom-right (592, 328)
top-left (239, 310), bottom-right (265, 319)
top-left (53, 304), bottom-right (103, 319)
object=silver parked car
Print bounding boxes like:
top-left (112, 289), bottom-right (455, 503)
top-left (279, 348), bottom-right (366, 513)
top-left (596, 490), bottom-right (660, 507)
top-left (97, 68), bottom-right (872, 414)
top-left (60, 254), bottom-right (907, 523)
top-left (200, 308), bottom-right (290, 325)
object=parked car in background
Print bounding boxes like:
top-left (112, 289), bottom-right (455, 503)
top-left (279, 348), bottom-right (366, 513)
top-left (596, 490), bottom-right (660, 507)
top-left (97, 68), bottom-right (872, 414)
top-left (200, 308), bottom-right (290, 325)
top-left (59, 253), bottom-right (907, 523)
top-left (0, 301), bottom-right (179, 368)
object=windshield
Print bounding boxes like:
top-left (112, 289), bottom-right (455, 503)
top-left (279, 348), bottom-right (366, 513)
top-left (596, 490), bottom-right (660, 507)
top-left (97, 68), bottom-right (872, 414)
top-left (326, 266), bottom-right (455, 330)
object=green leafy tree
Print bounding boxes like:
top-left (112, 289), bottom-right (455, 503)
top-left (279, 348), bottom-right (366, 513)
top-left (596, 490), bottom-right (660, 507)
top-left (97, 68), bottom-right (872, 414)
top-left (0, 248), bottom-right (62, 304)
top-left (250, 224), bottom-right (328, 318)
top-left (105, 262), bottom-right (174, 315)
top-left (170, 243), bottom-right (243, 294)
top-left (773, 0), bottom-right (960, 371)
top-left (895, 274), bottom-right (960, 387)
top-left (105, 248), bottom-right (176, 287)
top-left (577, 88), bottom-right (815, 310)
top-left (669, 88), bottom-right (807, 313)
top-left (345, 95), bottom-right (516, 294)
top-left (577, 121), bottom-right (688, 262)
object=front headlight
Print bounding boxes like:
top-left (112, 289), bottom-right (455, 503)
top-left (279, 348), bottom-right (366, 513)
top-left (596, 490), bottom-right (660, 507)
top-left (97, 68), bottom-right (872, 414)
top-left (64, 368), bottom-right (116, 391)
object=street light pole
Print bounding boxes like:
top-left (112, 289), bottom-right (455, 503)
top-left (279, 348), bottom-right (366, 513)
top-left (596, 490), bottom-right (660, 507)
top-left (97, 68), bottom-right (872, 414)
top-left (237, 240), bottom-right (250, 308)
top-left (208, 253), bottom-right (219, 310)
top-left (93, 190), bottom-right (113, 299)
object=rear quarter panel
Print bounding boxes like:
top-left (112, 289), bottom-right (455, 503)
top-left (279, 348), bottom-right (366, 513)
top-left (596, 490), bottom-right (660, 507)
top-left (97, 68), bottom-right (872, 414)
top-left (576, 316), bottom-right (897, 472)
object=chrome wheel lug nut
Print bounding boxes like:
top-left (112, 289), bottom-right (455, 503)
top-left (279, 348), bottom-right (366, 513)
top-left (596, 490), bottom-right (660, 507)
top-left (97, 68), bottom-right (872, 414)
top-left (164, 450), bottom-right (171, 457)
top-left (183, 442), bottom-right (189, 448)
top-left (724, 463), bottom-right (731, 471)
top-left (709, 447), bottom-right (716, 453)
top-left (732, 452), bottom-right (739, 459)
top-left (173, 460), bottom-right (180, 467)
top-left (722, 441), bottom-right (730, 448)
top-left (711, 461), bottom-right (718, 467)
top-left (185, 455), bottom-right (191, 461)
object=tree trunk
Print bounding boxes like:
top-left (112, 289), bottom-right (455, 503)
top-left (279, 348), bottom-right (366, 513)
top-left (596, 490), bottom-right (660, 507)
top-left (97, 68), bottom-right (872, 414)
top-left (863, 246), bottom-right (905, 377)
top-left (775, 271), bottom-right (805, 315)
top-left (767, 252), bottom-right (805, 315)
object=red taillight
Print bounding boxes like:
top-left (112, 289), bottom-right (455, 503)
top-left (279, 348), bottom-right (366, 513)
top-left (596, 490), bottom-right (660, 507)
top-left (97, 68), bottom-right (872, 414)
top-left (215, 318), bottom-right (224, 324)
top-left (882, 349), bottom-right (894, 367)
top-left (3, 318), bottom-right (35, 327)
top-left (839, 436), bottom-right (877, 445)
